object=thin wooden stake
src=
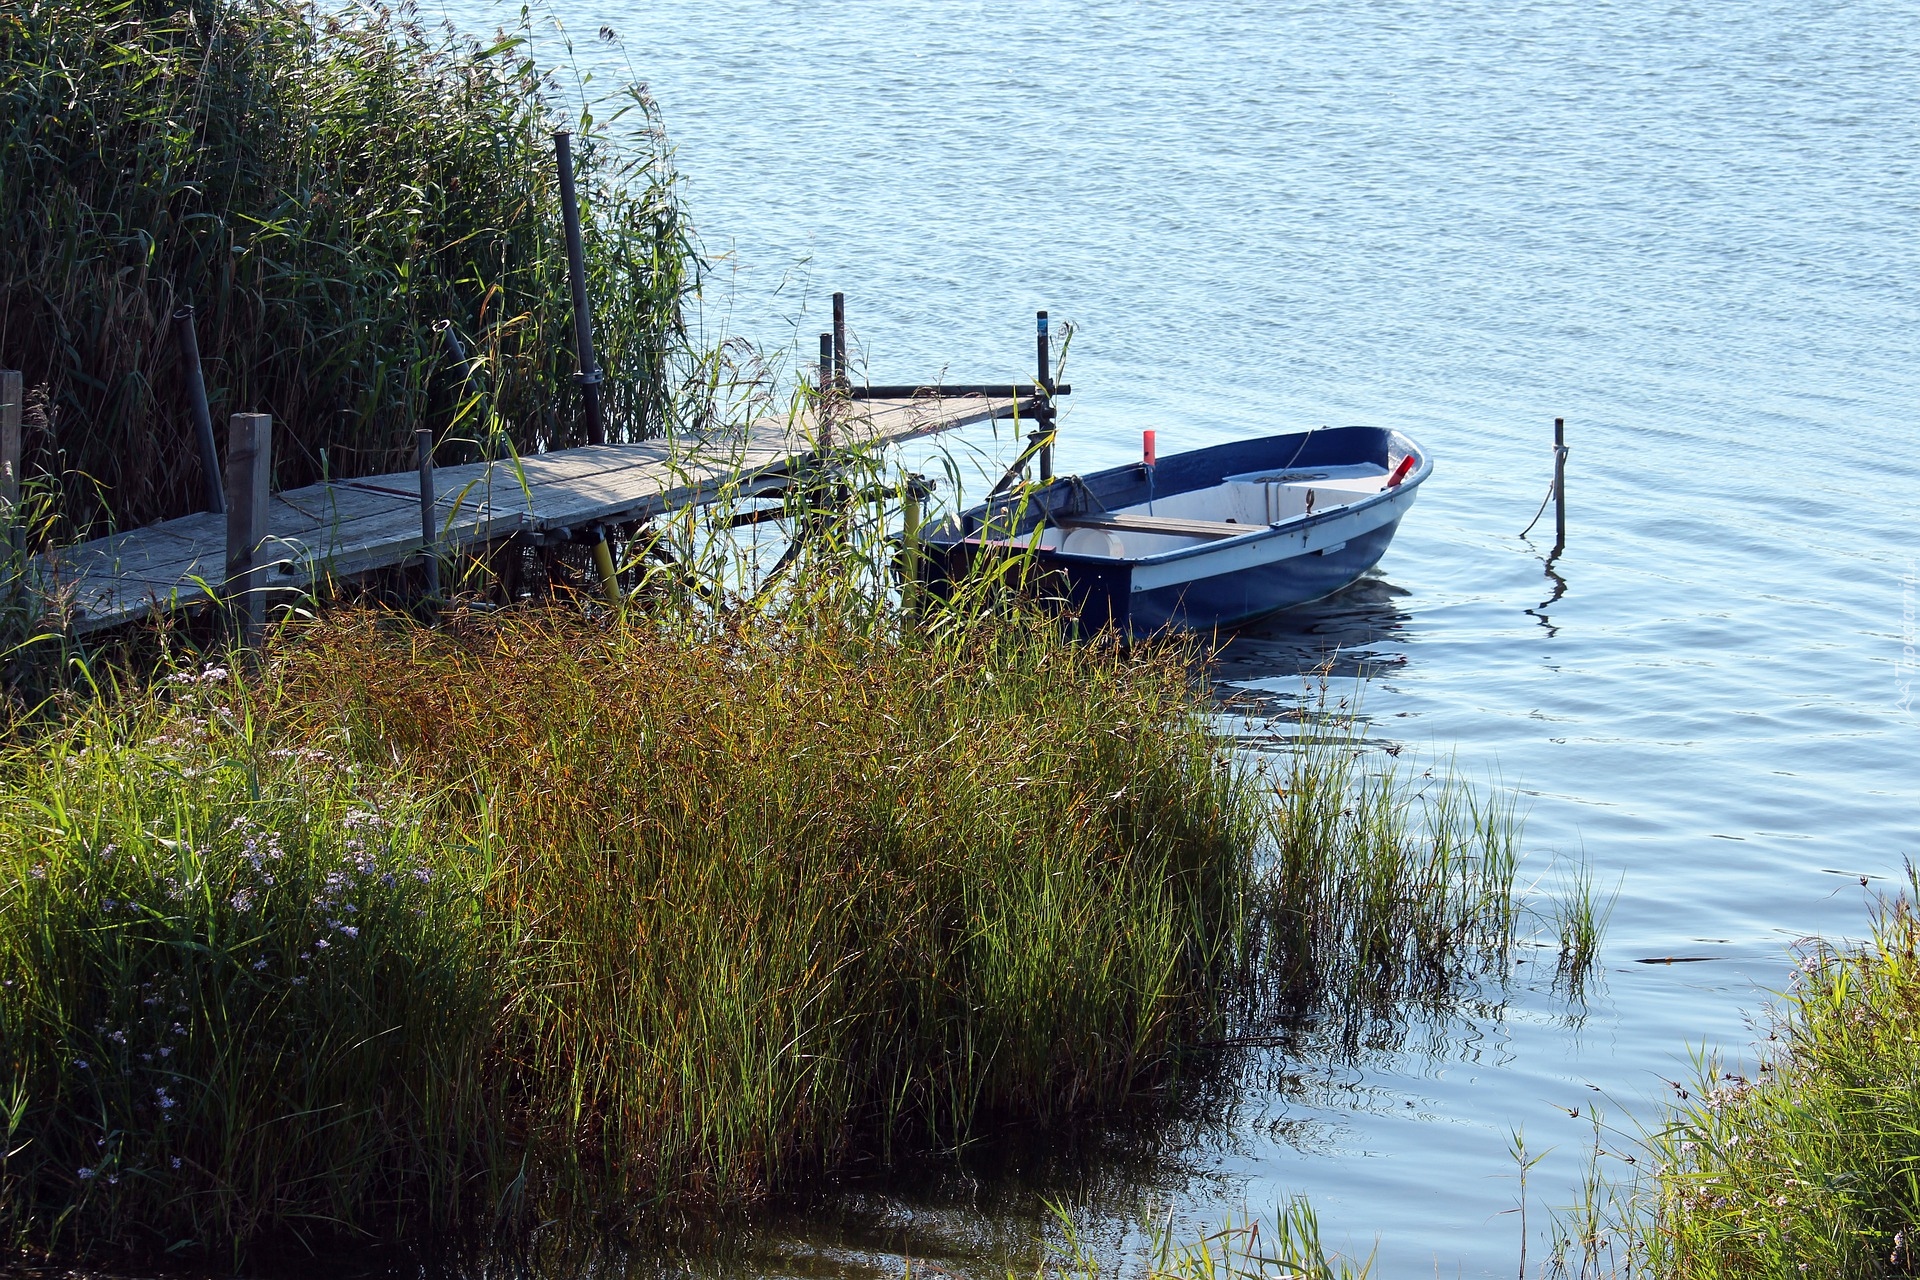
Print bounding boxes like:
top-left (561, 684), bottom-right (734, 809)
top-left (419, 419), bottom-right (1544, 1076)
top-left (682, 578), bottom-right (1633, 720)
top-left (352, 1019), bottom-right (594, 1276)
top-left (225, 413), bottom-right (272, 647)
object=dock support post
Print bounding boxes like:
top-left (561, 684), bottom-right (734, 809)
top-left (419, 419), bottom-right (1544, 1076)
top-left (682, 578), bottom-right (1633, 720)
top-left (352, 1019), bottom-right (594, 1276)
top-left (416, 428), bottom-right (441, 599)
top-left (1033, 310), bottom-right (1054, 484)
top-left (553, 131), bottom-right (606, 446)
top-left (171, 306), bottom-right (226, 515)
top-left (831, 292), bottom-right (848, 389)
top-left (1553, 417), bottom-right (1567, 554)
top-left (225, 413), bottom-right (272, 648)
top-left (818, 332), bottom-right (836, 450)
top-left (592, 534), bottom-right (624, 618)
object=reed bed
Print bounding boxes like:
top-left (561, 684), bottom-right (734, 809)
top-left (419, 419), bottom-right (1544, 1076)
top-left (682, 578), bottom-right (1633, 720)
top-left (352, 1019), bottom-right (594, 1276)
top-left (0, 599), bottom-right (1259, 1258)
top-left (0, 0), bottom-right (695, 535)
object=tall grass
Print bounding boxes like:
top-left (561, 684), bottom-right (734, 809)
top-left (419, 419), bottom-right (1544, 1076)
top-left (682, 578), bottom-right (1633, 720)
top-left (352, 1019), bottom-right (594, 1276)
top-left (1612, 874), bottom-right (1920, 1280)
top-left (1236, 713), bottom-right (1526, 1058)
top-left (0, 0), bottom-right (696, 535)
top-left (0, 599), bottom-right (1262, 1258)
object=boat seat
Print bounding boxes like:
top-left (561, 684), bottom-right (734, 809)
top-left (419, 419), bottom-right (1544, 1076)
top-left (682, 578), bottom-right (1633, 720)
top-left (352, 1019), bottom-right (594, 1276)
top-left (1055, 513), bottom-right (1254, 540)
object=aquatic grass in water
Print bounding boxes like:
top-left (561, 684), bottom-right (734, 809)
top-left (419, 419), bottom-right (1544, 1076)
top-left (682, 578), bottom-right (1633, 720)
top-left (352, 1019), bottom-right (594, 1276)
top-left (1578, 874), bottom-right (1920, 1280)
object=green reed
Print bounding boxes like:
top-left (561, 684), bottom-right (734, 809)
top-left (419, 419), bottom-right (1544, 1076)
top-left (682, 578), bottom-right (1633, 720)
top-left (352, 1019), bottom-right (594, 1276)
top-left (0, 596), bottom-right (1260, 1258)
top-left (1575, 873), bottom-right (1920, 1280)
top-left (0, 0), bottom-right (696, 536)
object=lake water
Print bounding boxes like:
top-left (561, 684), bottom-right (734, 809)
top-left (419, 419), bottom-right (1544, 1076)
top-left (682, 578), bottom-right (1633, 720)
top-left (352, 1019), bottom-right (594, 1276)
top-left (437, 0), bottom-right (1919, 1271)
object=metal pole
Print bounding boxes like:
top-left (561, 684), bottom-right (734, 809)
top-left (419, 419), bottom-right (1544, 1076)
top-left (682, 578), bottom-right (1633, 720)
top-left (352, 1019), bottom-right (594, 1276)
top-left (553, 131), bottom-right (605, 446)
top-left (172, 306), bottom-right (226, 514)
top-left (416, 428), bottom-right (441, 599)
top-left (1553, 417), bottom-right (1567, 552)
top-left (1034, 310), bottom-right (1054, 483)
top-left (831, 291), bottom-right (848, 388)
top-left (225, 413), bottom-right (272, 648)
top-left (818, 332), bottom-right (835, 450)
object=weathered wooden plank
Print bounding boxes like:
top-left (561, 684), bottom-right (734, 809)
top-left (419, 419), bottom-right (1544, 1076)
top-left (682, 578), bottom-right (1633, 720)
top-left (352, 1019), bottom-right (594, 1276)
top-left (43, 391), bottom-right (1039, 634)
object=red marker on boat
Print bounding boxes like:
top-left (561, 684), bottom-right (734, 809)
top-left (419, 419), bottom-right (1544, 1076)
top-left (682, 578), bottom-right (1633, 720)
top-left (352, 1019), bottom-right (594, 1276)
top-left (1387, 453), bottom-right (1418, 488)
top-left (1143, 429), bottom-right (1157, 468)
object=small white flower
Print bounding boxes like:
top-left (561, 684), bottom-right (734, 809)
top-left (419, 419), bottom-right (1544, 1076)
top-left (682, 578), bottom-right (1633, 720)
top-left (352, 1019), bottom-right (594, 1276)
top-left (77, 1167), bottom-right (95, 1180)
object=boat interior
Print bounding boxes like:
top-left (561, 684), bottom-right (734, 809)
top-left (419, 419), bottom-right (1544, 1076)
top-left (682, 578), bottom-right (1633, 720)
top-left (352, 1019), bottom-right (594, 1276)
top-left (1026, 461), bottom-right (1396, 559)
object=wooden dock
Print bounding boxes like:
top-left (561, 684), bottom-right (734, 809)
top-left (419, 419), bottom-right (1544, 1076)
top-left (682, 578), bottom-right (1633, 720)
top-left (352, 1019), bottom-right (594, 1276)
top-left (29, 391), bottom-right (1034, 636)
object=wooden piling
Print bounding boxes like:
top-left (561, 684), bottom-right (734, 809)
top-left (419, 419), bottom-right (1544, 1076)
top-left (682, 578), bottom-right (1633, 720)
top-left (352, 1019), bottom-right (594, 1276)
top-left (225, 413), bottom-right (272, 647)
top-left (415, 428), bottom-right (441, 598)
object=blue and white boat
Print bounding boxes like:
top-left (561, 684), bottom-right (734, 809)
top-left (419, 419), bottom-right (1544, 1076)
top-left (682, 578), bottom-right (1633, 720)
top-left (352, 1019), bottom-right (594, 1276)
top-left (920, 425), bottom-right (1430, 636)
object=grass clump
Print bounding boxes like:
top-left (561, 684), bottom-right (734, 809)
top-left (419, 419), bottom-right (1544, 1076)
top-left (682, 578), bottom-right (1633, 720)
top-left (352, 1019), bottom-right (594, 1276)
top-left (1239, 716), bottom-right (1526, 1056)
top-left (1627, 877), bottom-right (1920, 1280)
top-left (0, 0), bottom-right (694, 533)
top-left (0, 601), bottom-right (1258, 1258)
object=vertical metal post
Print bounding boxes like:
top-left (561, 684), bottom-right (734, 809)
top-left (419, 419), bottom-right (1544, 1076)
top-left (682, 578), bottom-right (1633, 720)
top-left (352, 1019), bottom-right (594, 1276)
top-left (1034, 310), bottom-right (1054, 484)
top-left (416, 428), bottom-right (441, 599)
top-left (1553, 417), bottom-right (1567, 553)
top-left (172, 306), bottom-right (226, 515)
top-left (225, 413), bottom-right (272, 648)
top-left (818, 332), bottom-right (835, 450)
top-left (831, 292), bottom-right (848, 389)
top-left (553, 131), bottom-right (605, 446)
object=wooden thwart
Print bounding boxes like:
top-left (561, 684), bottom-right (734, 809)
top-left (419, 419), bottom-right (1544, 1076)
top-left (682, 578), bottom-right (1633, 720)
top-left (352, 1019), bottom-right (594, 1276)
top-left (32, 391), bottom-right (1031, 635)
top-left (1056, 513), bottom-right (1257, 540)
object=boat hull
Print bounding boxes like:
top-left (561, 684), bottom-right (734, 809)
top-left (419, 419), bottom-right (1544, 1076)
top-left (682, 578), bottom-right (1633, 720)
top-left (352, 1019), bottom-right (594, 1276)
top-left (923, 426), bottom-right (1429, 638)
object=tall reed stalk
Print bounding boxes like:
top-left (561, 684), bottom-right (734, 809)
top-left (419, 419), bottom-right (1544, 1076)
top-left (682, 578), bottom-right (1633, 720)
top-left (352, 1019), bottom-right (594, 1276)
top-left (0, 0), bottom-right (696, 535)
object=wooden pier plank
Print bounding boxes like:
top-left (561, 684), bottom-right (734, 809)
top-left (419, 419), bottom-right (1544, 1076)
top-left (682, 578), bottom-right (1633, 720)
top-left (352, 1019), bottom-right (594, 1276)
top-left (38, 393), bottom-right (1032, 635)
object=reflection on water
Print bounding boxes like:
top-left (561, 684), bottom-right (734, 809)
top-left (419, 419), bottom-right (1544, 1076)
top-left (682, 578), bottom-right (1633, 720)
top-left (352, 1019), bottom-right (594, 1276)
top-left (1213, 575), bottom-right (1416, 686)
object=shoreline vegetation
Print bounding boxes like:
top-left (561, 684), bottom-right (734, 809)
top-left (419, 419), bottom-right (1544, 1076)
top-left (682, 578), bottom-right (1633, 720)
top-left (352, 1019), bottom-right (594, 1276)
top-left (0, 597), bottom-right (1561, 1265)
top-left (1, 0), bottom-right (696, 539)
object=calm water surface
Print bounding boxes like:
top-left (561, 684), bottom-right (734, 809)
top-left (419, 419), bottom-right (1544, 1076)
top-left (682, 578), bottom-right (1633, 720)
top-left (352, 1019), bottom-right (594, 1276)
top-left (436, 1), bottom-right (1918, 1272)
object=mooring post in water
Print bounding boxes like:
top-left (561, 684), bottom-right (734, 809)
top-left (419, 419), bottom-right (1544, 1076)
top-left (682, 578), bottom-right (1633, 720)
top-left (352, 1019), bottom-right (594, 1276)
top-left (831, 292), bottom-right (848, 389)
top-left (552, 131), bottom-right (606, 446)
top-left (1034, 310), bottom-right (1054, 484)
top-left (171, 306), bottom-right (226, 515)
top-left (818, 332), bottom-right (836, 450)
top-left (225, 413), bottom-right (272, 647)
top-left (1553, 417), bottom-right (1568, 553)
top-left (415, 428), bottom-right (441, 599)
